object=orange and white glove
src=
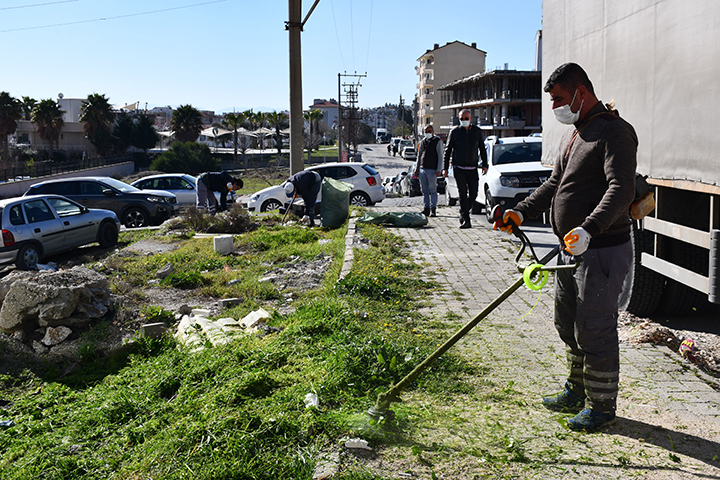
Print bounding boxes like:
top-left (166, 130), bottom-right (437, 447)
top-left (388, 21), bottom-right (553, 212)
top-left (563, 227), bottom-right (591, 255)
top-left (493, 209), bottom-right (523, 235)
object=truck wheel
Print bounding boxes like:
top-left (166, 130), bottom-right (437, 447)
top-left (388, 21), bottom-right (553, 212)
top-left (619, 221), bottom-right (665, 317)
top-left (656, 238), bottom-right (706, 316)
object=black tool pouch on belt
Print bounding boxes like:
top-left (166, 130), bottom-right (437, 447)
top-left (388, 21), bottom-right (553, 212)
top-left (630, 173), bottom-right (655, 220)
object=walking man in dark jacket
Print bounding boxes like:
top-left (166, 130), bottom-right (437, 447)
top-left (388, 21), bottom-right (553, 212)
top-left (415, 125), bottom-right (444, 217)
top-left (442, 109), bottom-right (488, 228)
top-left (495, 62), bottom-right (637, 432)
top-left (196, 171), bottom-right (243, 214)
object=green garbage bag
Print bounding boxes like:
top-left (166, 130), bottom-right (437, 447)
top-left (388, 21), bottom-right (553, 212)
top-left (321, 177), bottom-right (352, 228)
top-left (356, 211), bottom-right (428, 227)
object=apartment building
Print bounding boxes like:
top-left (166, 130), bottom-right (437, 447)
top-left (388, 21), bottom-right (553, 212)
top-left (416, 41), bottom-right (486, 135)
top-left (438, 69), bottom-right (542, 137)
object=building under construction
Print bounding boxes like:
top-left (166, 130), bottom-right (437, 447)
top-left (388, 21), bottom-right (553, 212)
top-left (439, 69), bottom-right (542, 138)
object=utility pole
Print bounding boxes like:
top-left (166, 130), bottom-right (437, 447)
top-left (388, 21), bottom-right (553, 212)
top-left (337, 72), bottom-right (366, 162)
top-left (286, 0), bottom-right (321, 174)
top-left (399, 95), bottom-right (405, 138)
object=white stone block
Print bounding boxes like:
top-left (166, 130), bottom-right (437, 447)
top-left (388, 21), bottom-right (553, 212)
top-left (214, 235), bottom-right (234, 255)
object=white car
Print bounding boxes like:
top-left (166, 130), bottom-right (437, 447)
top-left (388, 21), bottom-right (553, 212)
top-left (446, 135), bottom-right (550, 222)
top-left (131, 173), bottom-right (229, 206)
top-left (401, 147), bottom-right (416, 160)
top-left (0, 195), bottom-right (120, 270)
top-left (244, 162), bottom-right (385, 213)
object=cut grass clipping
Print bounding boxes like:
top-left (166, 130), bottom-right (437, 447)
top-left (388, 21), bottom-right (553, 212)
top-left (0, 223), bottom-right (477, 479)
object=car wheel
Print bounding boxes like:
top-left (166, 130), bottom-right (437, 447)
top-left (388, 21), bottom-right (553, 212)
top-left (98, 221), bottom-right (119, 248)
top-left (123, 207), bottom-right (149, 228)
top-left (15, 243), bottom-right (41, 271)
top-left (349, 191), bottom-right (371, 207)
top-left (261, 199), bottom-right (283, 212)
top-left (484, 189), bottom-right (496, 223)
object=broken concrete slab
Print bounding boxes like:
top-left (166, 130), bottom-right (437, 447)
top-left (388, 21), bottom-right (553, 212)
top-left (140, 322), bottom-right (166, 339)
top-left (239, 308), bottom-right (271, 329)
top-left (218, 297), bottom-right (244, 309)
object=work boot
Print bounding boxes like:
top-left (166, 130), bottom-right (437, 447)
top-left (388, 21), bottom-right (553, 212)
top-left (430, 207), bottom-right (436, 217)
top-left (568, 408), bottom-right (617, 432)
top-left (542, 383), bottom-right (584, 413)
top-left (422, 207), bottom-right (430, 217)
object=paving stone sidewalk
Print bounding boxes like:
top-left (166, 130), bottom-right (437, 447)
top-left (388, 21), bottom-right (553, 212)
top-left (359, 201), bottom-right (720, 479)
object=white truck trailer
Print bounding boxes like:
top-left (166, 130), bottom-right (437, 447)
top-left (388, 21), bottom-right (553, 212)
top-left (542, 0), bottom-right (720, 316)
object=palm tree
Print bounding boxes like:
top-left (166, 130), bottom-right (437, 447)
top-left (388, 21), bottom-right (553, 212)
top-left (303, 109), bottom-right (324, 162)
top-left (266, 111), bottom-right (288, 159)
top-left (222, 111), bottom-right (249, 164)
top-left (0, 92), bottom-right (22, 161)
top-left (171, 104), bottom-right (203, 143)
top-left (113, 112), bottom-right (134, 153)
top-left (20, 96), bottom-right (36, 120)
top-left (250, 111), bottom-right (268, 150)
top-left (80, 93), bottom-right (115, 156)
top-left (32, 99), bottom-right (65, 159)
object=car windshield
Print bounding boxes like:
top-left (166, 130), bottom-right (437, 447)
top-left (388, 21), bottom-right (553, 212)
top-left (100, 177), bottom-right (141, 193)
top-left (492, 142), bottom-right (542, 165)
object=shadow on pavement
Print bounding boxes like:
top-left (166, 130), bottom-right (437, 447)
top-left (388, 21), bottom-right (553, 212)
top-left (608, 416), bottom-right (720, 471)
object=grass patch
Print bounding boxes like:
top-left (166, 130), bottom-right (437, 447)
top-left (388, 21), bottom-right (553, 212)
top-left (0, 219), bottom-right (478, 479)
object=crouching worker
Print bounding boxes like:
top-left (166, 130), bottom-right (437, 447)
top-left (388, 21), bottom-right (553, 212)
top-left (285, 170), bottom-right (322, 226)
top-left (196, 171), bottom-right (243, 214)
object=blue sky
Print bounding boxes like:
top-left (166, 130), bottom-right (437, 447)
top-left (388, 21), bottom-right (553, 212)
top-left (1, 0), bottom-right (542, 113)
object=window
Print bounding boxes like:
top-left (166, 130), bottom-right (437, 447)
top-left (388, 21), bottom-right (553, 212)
top-left (47, 197), bottom-right (82, 217)
top-left (24, 200), bottom-right (55, 223)
top-left (80, 181), bottom-right (104, 195)
top-left (9, 205), bottom-right (25, 225)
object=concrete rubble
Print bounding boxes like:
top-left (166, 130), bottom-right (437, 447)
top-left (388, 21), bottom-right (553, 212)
top-left (174, 307), bottom-right (276, 351)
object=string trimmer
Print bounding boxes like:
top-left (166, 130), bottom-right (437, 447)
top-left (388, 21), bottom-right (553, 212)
top-left (368, 206), bottom-right (579, 420)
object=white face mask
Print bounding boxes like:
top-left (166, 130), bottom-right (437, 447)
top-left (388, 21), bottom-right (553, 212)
top-left (460, 119), bottom-right (470, 127)
top-left (552, 88), bottom-right (583, 125)
top-left (424, 133), bottom-right (433, 139)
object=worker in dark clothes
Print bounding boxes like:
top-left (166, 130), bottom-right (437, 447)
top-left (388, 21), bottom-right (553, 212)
top-left (285, 170), bottom-right (322, 226)
top-left (196, 171), bottom-right (243, 214)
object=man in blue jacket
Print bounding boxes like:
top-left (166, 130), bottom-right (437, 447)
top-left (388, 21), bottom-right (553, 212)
top-left (442, 109), bottom-right (488, 228)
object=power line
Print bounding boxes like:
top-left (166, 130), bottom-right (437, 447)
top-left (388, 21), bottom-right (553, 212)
top-left (349, 0), bottom-right (355, 69)
top-left (328, 0), bottom-right (346, 71)
top-left (0, 0), bottom-right (78, 11)
top-left (0, 0), bottom-right (228, 33)
top-left (364, 0), bottom-right (373, 73)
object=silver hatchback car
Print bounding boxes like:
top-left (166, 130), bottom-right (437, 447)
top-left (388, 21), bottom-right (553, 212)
top-left (0, 195), bottom-right (121, 270)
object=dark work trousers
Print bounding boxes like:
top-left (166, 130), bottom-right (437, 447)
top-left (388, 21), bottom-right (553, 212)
top-left (453, 167), bottom-right (479, 220)
top-left (554, 241), bottom-right (632, 414)
top-left (302, 176), bottom-right (322, 218)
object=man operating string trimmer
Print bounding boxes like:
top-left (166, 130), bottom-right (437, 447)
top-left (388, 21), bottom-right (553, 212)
top-left (494, 62), bottom-right (638, 432)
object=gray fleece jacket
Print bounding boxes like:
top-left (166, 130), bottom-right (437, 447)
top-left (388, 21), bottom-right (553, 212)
top-left (514, 101), bottom-right (638, 248)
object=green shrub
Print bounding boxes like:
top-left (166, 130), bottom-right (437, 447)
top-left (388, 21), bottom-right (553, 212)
top-left (150, 142), bottom-right (220, 175)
